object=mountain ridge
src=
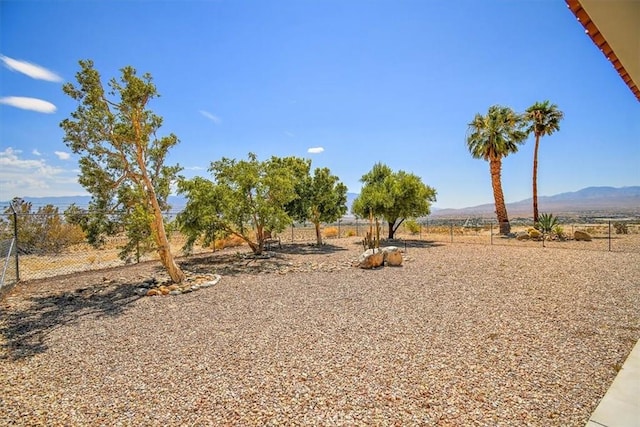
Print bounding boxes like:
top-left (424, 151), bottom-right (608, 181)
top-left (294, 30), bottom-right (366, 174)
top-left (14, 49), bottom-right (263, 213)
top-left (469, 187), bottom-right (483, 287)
top-left (1, 186), bottom-right (638, 217)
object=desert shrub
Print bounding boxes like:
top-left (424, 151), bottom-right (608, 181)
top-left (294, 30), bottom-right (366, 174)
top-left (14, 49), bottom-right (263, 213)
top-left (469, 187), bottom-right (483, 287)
top-left (345, 229), bottom-right (356, 237)
top-left (552, 224), bottom-right (566, 240)
top-left (403, 219), bottom-right (421, 235)
top-left (536, 213), bottom-right (558, 235)
top-left (613, 222), bottom-right (628, 235)
top-left (324, 226), bottom-right (339, 238)
top-left (214, 234), bottom-right (246, 250)
top-left (528, 228), bottom-right (542, 239)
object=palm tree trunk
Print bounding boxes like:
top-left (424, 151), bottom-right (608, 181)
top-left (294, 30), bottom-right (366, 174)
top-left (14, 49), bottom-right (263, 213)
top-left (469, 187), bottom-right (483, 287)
top-left (532, 134), bottom-right (540, 223)
top-left (489, 157), bottom-right (510, 234)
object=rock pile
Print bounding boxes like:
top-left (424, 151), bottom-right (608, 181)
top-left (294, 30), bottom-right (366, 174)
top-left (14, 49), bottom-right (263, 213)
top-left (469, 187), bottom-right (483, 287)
top-left (135, 273), bottom-right (222, 296)
top-left (357, 246), bottom-right (404, 269)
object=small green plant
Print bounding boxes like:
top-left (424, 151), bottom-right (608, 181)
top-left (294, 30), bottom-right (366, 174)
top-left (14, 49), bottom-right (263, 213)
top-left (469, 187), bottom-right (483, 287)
top-left (536, 213), bottom-right (558, 234)
top-left (404, 219), bottom-right (421, 235)
top-left (552, 224), bottom-right (566, 240)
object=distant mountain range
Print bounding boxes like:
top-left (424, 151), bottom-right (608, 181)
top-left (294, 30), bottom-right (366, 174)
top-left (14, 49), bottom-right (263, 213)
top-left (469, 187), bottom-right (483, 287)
top-left (431, 186), bottom-right (640, 217)
top-left (2, 186), bottom-right (638, 217)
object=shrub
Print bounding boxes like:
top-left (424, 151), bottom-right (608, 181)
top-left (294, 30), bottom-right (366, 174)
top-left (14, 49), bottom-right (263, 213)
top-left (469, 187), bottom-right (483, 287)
top-left (214, 234), bottom-right (245, 250)
top-left (324, 226), bottom-right (339, 238)
top-left (345, 229), bottom-right (356, 237)
top-left (404, 219), bottom-right (421, 235)
top-left (614, 222), bottom-right (629, 235)
top-left (553, 224), bottom-right (566, 240)
top-left (536, 213), bottom-right (558, 235)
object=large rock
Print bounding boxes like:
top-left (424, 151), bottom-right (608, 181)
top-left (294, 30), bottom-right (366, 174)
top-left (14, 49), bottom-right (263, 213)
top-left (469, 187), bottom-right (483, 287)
top-left (381, 246), bottom-right (403, 266)
top-left (574, 230), bottom-right (592, 241)
top-left (516, 231), bottom-right (530, 241)
top-left (358, 249), bottom-right (384, 269)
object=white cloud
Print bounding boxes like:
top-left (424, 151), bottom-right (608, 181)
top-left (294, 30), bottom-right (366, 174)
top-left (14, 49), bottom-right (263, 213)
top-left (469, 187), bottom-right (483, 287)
top-left (0, 147), bottom-right (84, 200)
top-left (0, 96), bottom-right (57, 113)
top-left (0, 54), bottom-right (63, 82)
top-left (199, 110), bottom-right (221, 124)
top-left (32, 149), bottom-right (42, 156)
top-left (54, 151), bottom-right (71, 160)
top-left (307, 147), bottom-right (325, 154)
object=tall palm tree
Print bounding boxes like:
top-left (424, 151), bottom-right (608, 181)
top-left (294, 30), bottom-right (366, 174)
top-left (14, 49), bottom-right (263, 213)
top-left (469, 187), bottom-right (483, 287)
top-left (524, 100), bottom-right (564, 223)
top-left (466, 105), bottom-right (527, 235)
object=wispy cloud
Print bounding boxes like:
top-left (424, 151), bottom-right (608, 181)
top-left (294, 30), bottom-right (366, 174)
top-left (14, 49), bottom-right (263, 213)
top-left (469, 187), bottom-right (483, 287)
top-left (0, 147), bottom-right (83, 200)
top-left (0, 55), bottom-right (63, 82)
top-left (54, 151), bottom-right (71, 160)
top-left (0, 96), bottom-right (57, 113)
top-left (184, 166), bottom-right (206, 171)
top-left (307, 147), bottom-right (325, 154)
top-left (199, 110), bottom-right (221, 124)
top-left (32, 149), bottom-right (41, 156)
top-left (284, 131), bottom-right (295, 137)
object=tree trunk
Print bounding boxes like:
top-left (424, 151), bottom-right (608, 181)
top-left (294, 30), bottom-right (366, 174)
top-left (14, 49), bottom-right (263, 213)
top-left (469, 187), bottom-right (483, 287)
top-left (314, 221), bottom-right (322, 245)
top-left (489, 157), bottom-right (510, 235)
top-left (532, 133), bottom-right (540, 223)
top-left (147, 188), bottom-right (186, 283)
top-left (388, 221), bottom-right (395, 239)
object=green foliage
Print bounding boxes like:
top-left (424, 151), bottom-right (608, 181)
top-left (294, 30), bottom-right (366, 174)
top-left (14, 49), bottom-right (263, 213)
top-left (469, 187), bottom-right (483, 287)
top-left (5, 198), bottom-right (85, 254)
top-left (404, 219), bottom-right (421, 235)
top-left (536, 213), bottom-right (559, 236)
top-left (178, 153), bottom-right (308, 255)
top-left (352, 163), bottom-right (436, 239)
top-left (60, 60), bottom-right (185, 281)
top-left (285, 166), bottom-right (347, 245)
top-left (524, 101), bottom-right (564, 140)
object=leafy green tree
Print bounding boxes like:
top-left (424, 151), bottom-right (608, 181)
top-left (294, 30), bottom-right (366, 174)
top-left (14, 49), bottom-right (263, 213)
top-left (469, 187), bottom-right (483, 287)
top-left (178, 153), bottom-right (308, 255)
top-left (352, 163), bottom-right (436, 239)
top-left (466, 105), bottom-right (527, 235)
top-left (285, 167), bottom-right (348, 245)
top-left (60, 60), bottom-right (185, 282)
top-left (524, 100), bottom-right (564, 222)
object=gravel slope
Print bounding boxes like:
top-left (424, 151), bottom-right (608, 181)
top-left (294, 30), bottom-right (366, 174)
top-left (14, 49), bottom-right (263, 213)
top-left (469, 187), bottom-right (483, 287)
top-left (1, 239), bottom-right (639, 426)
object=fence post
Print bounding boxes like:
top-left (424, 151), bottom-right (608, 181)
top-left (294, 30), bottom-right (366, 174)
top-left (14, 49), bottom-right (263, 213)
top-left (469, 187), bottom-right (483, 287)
top-left (291, 223), bottom-right (294, 242)
top-left (11, 203), bottom-right (19, 282)
top-left (490, 223), bottom-right (493, 245)
top-left (338, 219), bottom-right (341, 238)
top-left (608, 220), bottom-right (611, 252)
top-left (450, 222), bottom-right (453, 243)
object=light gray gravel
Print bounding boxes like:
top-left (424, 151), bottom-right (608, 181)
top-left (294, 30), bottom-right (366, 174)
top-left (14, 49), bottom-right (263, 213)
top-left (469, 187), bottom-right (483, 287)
top-left (1, 238), bottom-right (639, 426)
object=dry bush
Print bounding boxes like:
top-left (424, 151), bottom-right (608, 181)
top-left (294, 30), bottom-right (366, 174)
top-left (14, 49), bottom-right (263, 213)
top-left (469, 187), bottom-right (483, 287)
top-left (324, 227), bottom-right (339, 238)
top-left (214, 234), bottom-right (246, 250)
top-left (345, 229), bottom-right (356, 237)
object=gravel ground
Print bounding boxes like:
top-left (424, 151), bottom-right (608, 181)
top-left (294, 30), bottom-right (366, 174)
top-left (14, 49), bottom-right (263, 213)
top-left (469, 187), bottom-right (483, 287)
top-left (1, 238), bottom-right (639, 426)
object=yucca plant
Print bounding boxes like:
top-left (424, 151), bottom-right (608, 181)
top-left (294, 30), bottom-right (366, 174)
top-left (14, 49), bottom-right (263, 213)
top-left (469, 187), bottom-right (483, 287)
top-left (536, 213), bottom-right (558, 247)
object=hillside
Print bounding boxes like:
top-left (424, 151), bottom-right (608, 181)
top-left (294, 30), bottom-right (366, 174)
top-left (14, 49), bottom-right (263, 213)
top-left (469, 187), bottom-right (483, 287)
top-left (431, 186), bottom-right (640, 218)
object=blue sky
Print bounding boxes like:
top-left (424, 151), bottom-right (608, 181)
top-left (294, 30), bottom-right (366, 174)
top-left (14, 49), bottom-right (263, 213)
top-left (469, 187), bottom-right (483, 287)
top-left (1, 0), bottom-right (638, 209)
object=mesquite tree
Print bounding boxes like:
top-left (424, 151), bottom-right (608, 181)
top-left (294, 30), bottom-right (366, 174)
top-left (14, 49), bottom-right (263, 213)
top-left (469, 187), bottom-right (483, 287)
top-left (60, 60), bottom-right (186, 282)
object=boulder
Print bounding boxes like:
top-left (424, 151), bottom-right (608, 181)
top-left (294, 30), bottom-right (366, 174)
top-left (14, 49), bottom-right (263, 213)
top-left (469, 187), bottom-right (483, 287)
top-left (385, 251), bottom-right (403, 266)
top-left (574, 230), bottom-right (592, 241)
top-left (516, 231), bottom-right (530, 241)
top-left (381, 246), bottom-right (403, 266)
top-left (358, 249), bottom-right (384, 269)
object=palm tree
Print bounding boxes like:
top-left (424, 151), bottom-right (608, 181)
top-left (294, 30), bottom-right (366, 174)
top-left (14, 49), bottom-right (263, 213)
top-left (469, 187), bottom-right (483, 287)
top-left (524, 101), bottom-right (564, 222)
top-left (466, 105), bottom-right (527, 235)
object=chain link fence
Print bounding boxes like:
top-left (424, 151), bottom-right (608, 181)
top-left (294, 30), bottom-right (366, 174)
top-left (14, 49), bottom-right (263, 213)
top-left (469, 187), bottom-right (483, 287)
top-left (1, 207), bottom-right (638, 284)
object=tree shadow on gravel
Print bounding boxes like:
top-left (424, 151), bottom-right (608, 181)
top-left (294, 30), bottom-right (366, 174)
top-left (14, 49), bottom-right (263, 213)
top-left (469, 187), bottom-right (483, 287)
top-left (0, 280), bottom-right (143, 361)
